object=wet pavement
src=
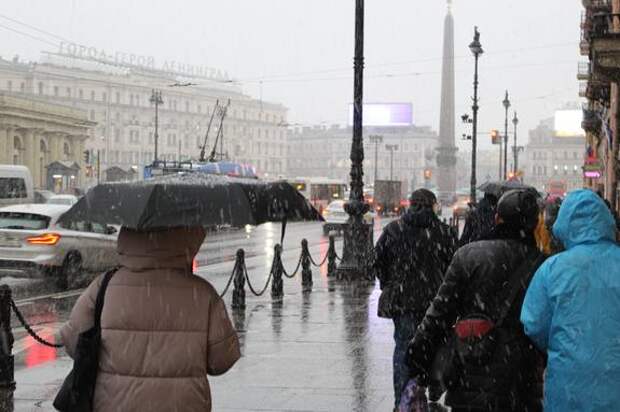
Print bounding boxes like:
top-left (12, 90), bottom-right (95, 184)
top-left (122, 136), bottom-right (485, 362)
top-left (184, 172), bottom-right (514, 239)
top-left (8, 218), bottom-right (403, 411)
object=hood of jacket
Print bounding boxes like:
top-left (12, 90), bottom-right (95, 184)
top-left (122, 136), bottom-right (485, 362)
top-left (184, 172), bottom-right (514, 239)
top-left (117, 226), bottom-right (206, 270)
top-left (401, 207), bottom-right (437, 229)
top-left (552, 189), bottom-right (615, 249)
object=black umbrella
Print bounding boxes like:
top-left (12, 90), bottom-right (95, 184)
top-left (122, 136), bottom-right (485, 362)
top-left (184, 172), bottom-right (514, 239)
top-left (58, 173), bottom-right (323, 230)
top-left (478, 180), bottom-right (534, 198)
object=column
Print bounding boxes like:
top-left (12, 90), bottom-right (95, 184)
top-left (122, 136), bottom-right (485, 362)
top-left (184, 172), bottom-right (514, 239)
top-left (0, 127), bottom-right (10, 164)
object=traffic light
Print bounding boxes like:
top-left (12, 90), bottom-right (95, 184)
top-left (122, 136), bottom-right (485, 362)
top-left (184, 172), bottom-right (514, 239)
top-left (491, 129), bottom-right (501, 145)
top-left (83, 149), bottom-right (91, 164)
top-left (424, 169), bottom-right (432, 180)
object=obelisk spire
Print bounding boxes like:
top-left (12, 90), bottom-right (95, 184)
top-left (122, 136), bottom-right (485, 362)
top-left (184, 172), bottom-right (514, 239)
top-left (436, 0), bottom-right (457, 204)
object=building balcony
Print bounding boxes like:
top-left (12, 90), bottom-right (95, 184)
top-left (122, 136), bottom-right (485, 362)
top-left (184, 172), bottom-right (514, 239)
top-left (577, 61), bottom-right (591, 80)
top-left (591, 33), bottom-right (620, 82)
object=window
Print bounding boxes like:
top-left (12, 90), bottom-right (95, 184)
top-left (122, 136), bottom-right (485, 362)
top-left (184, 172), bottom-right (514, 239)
top-left (89, 110), bottom-right (96, 121)
top-left (135, 94), bottom-right (140, 106)
top-left (20, 82), bottom-right (25, 92)
top-left (116, 92), bottom-right (121, 104)
top-left (54, 86), bottom-right (59, 96)
top-left (90, 91), bottom-right (95, 101)
top-left (102, 92), bottom-right (107, 102)
top-left (66, 87), bottom-right (71, 97)
top-left (185, 101), bottom-right (190, 112)
top-left (130, 94), bottom-right (134, 106)
top-left (114, 128), bottom-right (121, 143)
top-left (7, 81), bottom-right (12, 92)
top-left (79, 89), bottom-right (84, 99)
top-left (0, 179), bottom-right (28, 200)
top-left (38, 82), bottom-right (44, 95)
top-left (173, 100), bottom-right (177, 111)
top-left (198, 104), bottom-right (202, 113)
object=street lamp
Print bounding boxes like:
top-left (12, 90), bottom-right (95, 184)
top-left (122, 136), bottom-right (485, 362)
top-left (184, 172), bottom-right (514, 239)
top-left (369, 135), bottom-right (383, 184)
top-left (468, 27), bottom-right (483, 205)
top-left (502, 90), bottom-right (511, 180)
top-left (150, 89), bottom-right (163, 163)
top-left (512, 111), bottom-right (519, 175)
top-left (385, 144), bottom-right (398, 181)
top-left (337, 0), bottom-right (371, 280)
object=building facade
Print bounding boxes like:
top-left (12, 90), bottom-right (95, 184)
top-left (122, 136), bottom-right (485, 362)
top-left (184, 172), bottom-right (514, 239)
top-left (287, 125), bottom-right (440, 193)
top-left (0, 92), bottom-right (95, 191)
top-left (523, 118), bottom-right (585, 193)
top-left (0, 52), bottom-right (288, 183)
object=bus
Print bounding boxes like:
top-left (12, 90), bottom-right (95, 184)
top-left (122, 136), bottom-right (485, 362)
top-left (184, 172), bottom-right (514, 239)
top-left (144, 160), bottom-right (258, 179)
top-left (288, 177), bottom-right (347, 213)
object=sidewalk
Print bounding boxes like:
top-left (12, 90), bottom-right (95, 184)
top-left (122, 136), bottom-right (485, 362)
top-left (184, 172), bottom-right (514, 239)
top-left (12, 246), bottom-right (396, 411)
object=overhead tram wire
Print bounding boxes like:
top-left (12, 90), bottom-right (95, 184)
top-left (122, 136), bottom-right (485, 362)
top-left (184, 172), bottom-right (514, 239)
top-left (0, 13), bottom-right (72, 43)
top-left (0, 22), bottom-right (58, 48)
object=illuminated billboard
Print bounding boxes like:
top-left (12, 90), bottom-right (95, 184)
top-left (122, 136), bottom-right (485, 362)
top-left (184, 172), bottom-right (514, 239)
top-left (348, 103), bottom-right (413, 127)
top-left (554, 110), bottom-right (585, 137)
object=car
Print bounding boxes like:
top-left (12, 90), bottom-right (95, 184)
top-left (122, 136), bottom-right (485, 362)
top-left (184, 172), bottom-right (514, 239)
top-left (322, 200), bottom-right (375, 236)
top-left (0, 204), bottom-right (119, 289)
top-left (47, 194), bottom-right (79, 206)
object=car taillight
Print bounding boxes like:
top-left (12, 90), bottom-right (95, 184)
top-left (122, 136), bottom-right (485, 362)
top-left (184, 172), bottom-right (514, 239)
top-left (322, 210), bottom-right (330, 216)
top-left (193, 258), bottom-right (198, 272)
top-left (27, 233), bottom-right (61, 245)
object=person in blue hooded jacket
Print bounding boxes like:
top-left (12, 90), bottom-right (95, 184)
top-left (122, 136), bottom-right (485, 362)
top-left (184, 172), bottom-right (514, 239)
top-left (521, 189), bottom-right (620, 411)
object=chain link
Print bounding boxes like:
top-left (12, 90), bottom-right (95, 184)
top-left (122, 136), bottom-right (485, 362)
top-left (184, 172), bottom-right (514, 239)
top-left (308, 251), bottom-right (328, 267)
top-left (244, 265), bottom-right (273, 297)
top-left (282, 254), bottom-right (302, 278)
top-left (10, 299), bottom-right (63, 348)
top-left (219, 260), bottom-right (238, 298)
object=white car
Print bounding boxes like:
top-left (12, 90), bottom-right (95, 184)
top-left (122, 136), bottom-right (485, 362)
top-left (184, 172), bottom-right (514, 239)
top-left (47, 194), bottom-right (79, 206)
top-left (0, 204), bottom-right (119, 289)
top-left (322, 200), bottom-right (375, 236)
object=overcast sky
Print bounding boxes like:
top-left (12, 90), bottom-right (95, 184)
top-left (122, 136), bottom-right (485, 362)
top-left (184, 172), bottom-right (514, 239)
top-left (1, 0), bottom-right (582, 150)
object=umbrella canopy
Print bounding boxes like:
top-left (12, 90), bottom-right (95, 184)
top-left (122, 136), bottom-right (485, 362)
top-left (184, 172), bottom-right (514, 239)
top-left (478, 180), bottom-right (534, 199)
top-left (58, 173), bottom-right (323, 230)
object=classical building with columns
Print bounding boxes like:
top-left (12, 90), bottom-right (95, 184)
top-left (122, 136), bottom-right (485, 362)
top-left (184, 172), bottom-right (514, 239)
top-left (0, 92), bottom-right (95, 191)
top-left (0, 50), bottom-right (288, 183)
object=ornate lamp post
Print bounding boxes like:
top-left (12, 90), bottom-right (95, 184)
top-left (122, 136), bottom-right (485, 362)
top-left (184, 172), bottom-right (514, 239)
top-left (468, 27), bottom-right (483, 205)
top-left (502, 90), bottom-right (511, 180)
top-left (512, 111), bottom-right (519, 174)
top-left (150, 89), bottom-right (163, 162)
top-left (337, 0), bottom-right (371, 279)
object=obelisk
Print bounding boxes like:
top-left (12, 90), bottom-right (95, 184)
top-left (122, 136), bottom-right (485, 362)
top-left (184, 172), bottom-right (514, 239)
top-left (436, 0), bottom-right (457, 204)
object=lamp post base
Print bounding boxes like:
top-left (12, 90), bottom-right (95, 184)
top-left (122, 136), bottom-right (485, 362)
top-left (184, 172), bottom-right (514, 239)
top-left (337, 216), bottom-right (373, 281)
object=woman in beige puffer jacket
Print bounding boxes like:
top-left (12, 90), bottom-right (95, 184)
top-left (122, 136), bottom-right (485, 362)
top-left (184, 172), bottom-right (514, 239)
top-left (60, 226), bottom-right (240, 411)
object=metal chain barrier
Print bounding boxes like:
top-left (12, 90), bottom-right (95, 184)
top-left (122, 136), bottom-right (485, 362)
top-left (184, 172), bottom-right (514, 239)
top-left (9, 299), bottom-right (63, 348)
top-left (282, 254), bottom-right (302, 279)
top-left (244, 265), bottom-right (273, 297)
top-left (308, 250), bottom-right (328, 267)
top-left (219, 259), bottom-right (238, 298)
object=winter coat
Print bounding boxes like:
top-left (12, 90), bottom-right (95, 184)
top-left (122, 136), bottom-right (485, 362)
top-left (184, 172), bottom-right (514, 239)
top-left (521, 189), bottom-right (620, 412)
top-left (458, 197), bottom-right (496, 247)
top-left (373, 208), bottom-right (456, 322)
top-left (60, 227), bottom-right (241, 412)
top-left (408, 225), bottom-right (545, 412)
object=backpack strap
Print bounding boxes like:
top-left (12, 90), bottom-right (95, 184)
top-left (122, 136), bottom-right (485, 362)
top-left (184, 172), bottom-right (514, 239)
top-left (496, 250), bottom-right (544, 328)
top-left (94, 267), bottom-right (118, 329)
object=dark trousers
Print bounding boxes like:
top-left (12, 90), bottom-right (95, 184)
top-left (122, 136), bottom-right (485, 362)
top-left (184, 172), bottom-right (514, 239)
top-left (392, 313), bottom-right (417, 408)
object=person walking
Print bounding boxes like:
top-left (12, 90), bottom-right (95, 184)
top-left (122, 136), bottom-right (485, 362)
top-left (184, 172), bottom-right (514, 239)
top-left (60, 226), bottom-right (240, 411)
top-left (408, 189), bottom-right (545, 412)
top-left (458, 193), bottom-right (497, 247)
top-left (521, 189), bottom-right (620, 412)
top-left (373, 188), bottom-right (456, 409)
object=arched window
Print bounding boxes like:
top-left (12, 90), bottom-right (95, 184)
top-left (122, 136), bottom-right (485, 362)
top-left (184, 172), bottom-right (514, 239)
top-left (38, 82), bottom-right (44, 95)
top-left (63, 142), bottom-right (72, 159)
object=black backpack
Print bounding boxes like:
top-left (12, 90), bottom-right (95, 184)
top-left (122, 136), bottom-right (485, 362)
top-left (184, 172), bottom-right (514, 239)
top-left (54, 268), bottom-right (117, 411)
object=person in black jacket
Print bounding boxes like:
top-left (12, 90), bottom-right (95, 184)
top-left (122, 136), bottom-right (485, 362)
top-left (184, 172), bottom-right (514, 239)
top-left (407, 189), bottom-right (545, 412)
top-left (373, 188), bottom-right (456, 409)
top-left (458, 193), bottom-right (497, 247)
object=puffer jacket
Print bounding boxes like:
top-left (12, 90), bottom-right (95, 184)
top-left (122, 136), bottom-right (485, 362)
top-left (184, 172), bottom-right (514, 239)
top-left (373, 208), bottom-right (456, 322)
top-left (60, 227), bottom-right (240, 412)
top-left (521, 189), bottom-right (620, 411)
top-left (408, 224), bottom-right (545, 411)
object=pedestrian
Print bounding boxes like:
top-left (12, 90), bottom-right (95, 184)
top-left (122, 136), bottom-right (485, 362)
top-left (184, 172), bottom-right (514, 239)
top-left (373, 188), bottom-right (456, 410)
top-left (60, 226), bottom-right (240, 411)
top-left (458, 192), bottom-right (497, 247)
top-left (521, 189), bottom-right (620, 411)
top-left (407, 189), bottom-right (545, 412)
